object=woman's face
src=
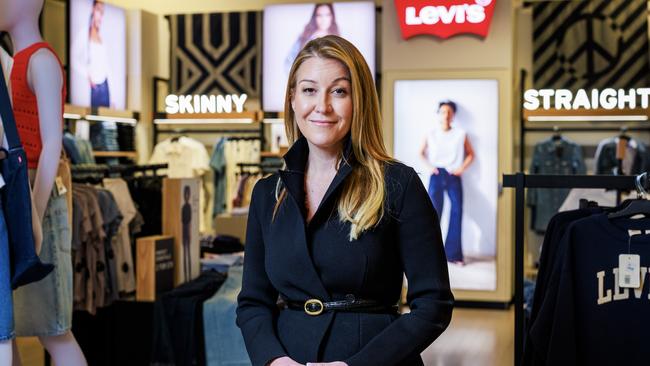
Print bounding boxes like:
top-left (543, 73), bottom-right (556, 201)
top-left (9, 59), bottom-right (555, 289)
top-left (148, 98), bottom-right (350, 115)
top-left (315, 5), bottom-right (333, 31)
top-left (92, 2), bottom-right (104, 30)
top-left (291, 56), bottom-right (352, 151)
top-left (439, 104), bottom-right (455, 129)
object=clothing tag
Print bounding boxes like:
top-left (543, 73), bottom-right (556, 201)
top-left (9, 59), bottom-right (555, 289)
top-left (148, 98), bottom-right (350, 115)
top-left (619, 254), bottom-right (641, 289)
top-left (55, 176), bottom-right (67, 196)
top-left (628, 230), bottom-right (643, 237)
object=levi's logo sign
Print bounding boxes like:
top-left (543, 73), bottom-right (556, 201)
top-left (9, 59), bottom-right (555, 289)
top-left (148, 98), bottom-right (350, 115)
top-left (395, 0), bottom-right (496, 40)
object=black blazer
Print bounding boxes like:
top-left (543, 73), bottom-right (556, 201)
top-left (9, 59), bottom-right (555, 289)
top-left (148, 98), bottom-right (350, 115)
top-left (236, 136), bottom-right (454, 366)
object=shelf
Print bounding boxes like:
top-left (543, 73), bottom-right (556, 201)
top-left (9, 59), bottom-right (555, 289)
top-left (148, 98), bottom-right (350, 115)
top-left (261, 151), bottom-right (283, 158)
top-left (93, 151), bottom-right (138, 159)
top-left (153, 111), bottom-right (261, 123)
top-left (64, 104), bottom-right (140, 123)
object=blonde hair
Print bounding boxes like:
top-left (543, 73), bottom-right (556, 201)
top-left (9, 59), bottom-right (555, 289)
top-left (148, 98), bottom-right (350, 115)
top-left (273, 35), bottom-right (394, 240)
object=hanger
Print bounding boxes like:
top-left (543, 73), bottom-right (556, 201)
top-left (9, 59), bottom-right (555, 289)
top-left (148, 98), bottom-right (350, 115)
top-left (608, 173), bottom-right (650, 219)
top-left (618, 126), bottom-right (630, 141)
top-left (551, 126), bottom-right (562, 141)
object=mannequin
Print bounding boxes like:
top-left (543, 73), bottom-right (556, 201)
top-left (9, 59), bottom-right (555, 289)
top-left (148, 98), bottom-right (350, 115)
top-left (0, 0), bottom-right (86, 365)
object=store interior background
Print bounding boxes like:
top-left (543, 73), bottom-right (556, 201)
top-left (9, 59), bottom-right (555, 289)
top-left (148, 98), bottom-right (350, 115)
top-left (8, 0), bottom-right (649, 365)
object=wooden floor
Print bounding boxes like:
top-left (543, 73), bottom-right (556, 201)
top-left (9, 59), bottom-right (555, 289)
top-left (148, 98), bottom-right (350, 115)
top-left (16, 308), bottom-right (514, 366)
top-left (422, 307), bottom-right (514, 366)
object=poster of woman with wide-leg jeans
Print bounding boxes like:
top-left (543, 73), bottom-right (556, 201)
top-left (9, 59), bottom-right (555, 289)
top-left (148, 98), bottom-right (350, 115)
top-left (394, 79), bottom-right (498, 291)
top-left (420, 100), bottom-right (475, 266)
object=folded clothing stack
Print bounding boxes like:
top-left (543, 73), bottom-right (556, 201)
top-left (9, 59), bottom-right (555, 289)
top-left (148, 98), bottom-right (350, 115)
top-left (117, 124), bottom-right (135, 151)
top-left (89, 121), bottom-right (119, 151)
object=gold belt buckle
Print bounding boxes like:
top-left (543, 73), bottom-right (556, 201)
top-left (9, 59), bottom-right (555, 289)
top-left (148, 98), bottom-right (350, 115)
top-left (304, 299), bottom-right (324, 316)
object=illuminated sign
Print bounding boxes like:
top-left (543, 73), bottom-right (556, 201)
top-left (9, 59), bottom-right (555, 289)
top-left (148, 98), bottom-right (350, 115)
top-left (165, 94), bottom-right (248, 114)
top-left (394, 0), bottom-right (496, 40)
top-left (523, 88), bottom-right (650, 110)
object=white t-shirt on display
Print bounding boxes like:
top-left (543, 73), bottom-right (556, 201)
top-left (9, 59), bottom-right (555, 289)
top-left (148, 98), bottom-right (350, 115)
top-left (425, 125), bottom-right (466, 172)
top-left (88, 40), bottom-right (109, 85)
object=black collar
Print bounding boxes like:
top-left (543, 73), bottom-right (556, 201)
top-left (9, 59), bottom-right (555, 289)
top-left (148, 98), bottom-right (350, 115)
top-left (279, 133), bottom-right (355, 225)
top-left (282, 133), bottom-right (355, 173)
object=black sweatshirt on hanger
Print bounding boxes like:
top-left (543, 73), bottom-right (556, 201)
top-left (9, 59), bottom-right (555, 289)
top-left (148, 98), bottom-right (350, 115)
top-left (524, 208), bottom-right (600, 366)
top-left (533, 214), bottom-right (650, 365)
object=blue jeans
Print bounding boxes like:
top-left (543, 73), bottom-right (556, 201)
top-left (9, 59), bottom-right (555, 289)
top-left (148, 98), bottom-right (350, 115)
top-left (0, 195), bottom-right (14, 341)
top-left (428, 169), bottom-right (463, 262)
top-left (91, 79), bottom-right (110, 108)
top-left (203, 265), bottom-right (251, 366)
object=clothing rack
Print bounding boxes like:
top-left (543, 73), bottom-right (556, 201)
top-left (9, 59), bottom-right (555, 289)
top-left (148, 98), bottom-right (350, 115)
top-left (517, 69), bottom-right (650, 172)
top-left (237, 162), bottom-right (283, 174)
top-left (71, 163), bottom-right (168, 177)
top-left (153, 125), bottom-right (265, 148)
top-left (502, 173), bottom-right (640, 366)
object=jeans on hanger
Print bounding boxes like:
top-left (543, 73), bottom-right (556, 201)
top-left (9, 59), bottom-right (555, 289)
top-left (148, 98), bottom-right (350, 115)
top-left (0, 196), bottom-right (14, 341)
top-left (428, 168), bottom-right (463, 262)
top-left (203, 265), bottom-right (250, 366)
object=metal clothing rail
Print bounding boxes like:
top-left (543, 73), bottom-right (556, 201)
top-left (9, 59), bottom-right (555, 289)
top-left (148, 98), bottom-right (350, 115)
top-left (525, 126), bottom-right (650, 133)
top-left (237, 161), bottom-right (284, 174)
top-left (71, 163), bottom-right (168, 177)
top-left (502, 173), bottom-right (639, 366)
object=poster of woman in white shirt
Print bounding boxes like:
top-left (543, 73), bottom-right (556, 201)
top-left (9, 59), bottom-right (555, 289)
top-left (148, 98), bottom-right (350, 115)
top-left (69, 0), bottom-right (126, 109)
top-left (394, 79), bottom-right (498, 291)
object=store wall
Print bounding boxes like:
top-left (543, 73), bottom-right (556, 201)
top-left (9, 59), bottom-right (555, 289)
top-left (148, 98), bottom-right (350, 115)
top-left (382, 0), bottom-right (513, 71)
top-left (42, 0), bottom-right (67, 65)
top-left (104, 0), bottom-right (382, 14)
top-left (381, 0), bottom-right (515, 303)
top-left (127, 9), bottom-right (162, 163)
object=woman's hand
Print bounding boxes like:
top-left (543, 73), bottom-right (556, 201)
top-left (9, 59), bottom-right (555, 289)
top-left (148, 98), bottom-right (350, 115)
top-left (269, 356), bottom-right (305, 366)
top-left (451, 168), bottom-right (464, 176)
top-left (431, 167), bottom-right (440, 175)
top-left (306, 362), bottom-right (348, 366)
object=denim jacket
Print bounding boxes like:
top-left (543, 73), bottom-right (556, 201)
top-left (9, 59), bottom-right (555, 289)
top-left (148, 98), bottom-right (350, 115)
top-left (527, 137), bottom-right (586, 233)
top-left (594, 137), bottom-right (650, 175)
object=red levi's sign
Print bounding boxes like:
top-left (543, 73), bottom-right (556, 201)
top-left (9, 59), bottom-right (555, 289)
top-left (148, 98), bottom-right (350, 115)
top-left (395, 0), bottom-right (496, 40)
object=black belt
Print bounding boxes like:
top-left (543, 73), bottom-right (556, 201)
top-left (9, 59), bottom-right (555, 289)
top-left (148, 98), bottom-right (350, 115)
top-left (285, 296), bottom-right (398, 316)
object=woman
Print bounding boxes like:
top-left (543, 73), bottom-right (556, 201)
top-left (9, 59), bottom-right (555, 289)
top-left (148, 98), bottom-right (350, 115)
top-left (236, 35), bottom-right (453, 366)
top-left (285, 4), bottom-right (340, 74)
top-left (419, 100), bottom-right (475, 265)
top-left (88, 0), bottom-right (110, 107)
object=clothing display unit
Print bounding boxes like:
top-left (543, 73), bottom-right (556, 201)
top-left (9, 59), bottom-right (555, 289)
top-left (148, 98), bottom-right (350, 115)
top-left (503, 173), bottom-right (641, 366)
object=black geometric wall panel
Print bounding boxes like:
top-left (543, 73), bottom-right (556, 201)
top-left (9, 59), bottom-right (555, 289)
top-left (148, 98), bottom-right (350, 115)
top-left (170, 12), bottom-right (261, 97)
top-left (533, 0), bottom-right (649, 90)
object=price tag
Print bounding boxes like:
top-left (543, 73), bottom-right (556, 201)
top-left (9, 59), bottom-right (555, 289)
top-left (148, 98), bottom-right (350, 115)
top-left (619, 254), bottom-right (641, 289)
top-left (55, 176), bottom-right (67, 196)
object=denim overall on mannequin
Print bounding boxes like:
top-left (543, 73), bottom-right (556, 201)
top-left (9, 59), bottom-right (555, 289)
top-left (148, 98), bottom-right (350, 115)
top-left (0, 66), bottom-right (53, 289)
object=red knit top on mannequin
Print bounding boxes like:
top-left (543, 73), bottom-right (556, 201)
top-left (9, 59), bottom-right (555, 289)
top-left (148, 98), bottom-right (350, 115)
top-left (10, 42), bottom-right (66, 169)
